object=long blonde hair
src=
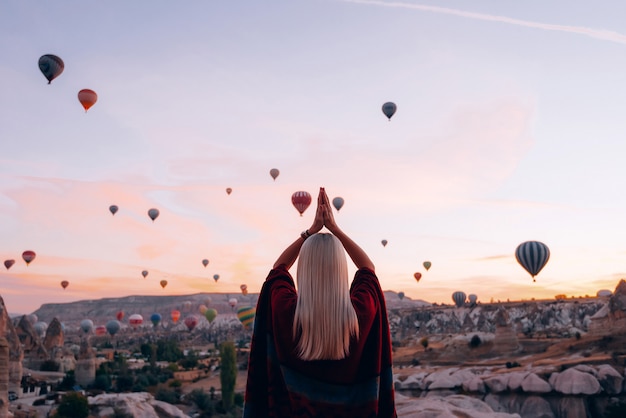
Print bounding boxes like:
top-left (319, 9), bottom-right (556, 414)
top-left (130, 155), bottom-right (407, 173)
top-left (293, 233), bottom-right (359, 360)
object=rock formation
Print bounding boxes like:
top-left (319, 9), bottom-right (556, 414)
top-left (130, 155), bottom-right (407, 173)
top-left (15, 316), bottom-right (47, 370)
top-left (0, 338), bottom-right (8, 418)
top-left (0, 296), bottom-right (23, 392)
top-left (493, 307), bottom-right (519, 353)
top-left (88, 392), bottom-right (189, 418)
top-left (42, 318), bottom-right (63, 352)
top-left (74, 337), bottom-right (95, 387)
top-left (589, 279), bottom-right (626, 336)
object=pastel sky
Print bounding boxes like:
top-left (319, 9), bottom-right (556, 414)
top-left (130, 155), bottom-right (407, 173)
top-left (2, 1), bottom-right (626, 314)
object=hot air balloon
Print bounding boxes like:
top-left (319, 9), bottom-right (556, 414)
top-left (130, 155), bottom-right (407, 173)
top-left (171, 309), bottom-right (181, 323)
top-left (184, 315), bottom-right (198, 331)
top-left (141, 270), bottom-right (148, 278)
top-left (22, 250), bottom-right (36, 265)
top-left (213, 274), bottom-right (220, 282)
top-left (597, 289), bottom-right (612, 298)
top-left (109, 205), bottom-right (118, 215)
top-left (128, 314), bottom-right (143, 329)
top-left (452, 291), bottom-right (467, 308)
top-left (414, 272), bottom-right (422, 282)
top-left (381, 240), bottom-right (388, 247)
top-left (78, 89), bottom-right (97, 112)
top-left (38, 54), bottom-right (64, 84)
top-left (160, 280), bottom-right (167, 289)
top-left (116, 311), bottom-right (124, 322)
top-left (237, 306), bottom-right (255, 329)
top-left (382, 102), bottom-right (397, 120)
top-left (205, 297), bottom-right (212, 306)
top-left (33, 322), bottom-right (48, 337)
top-left (95, 325), bottom-right (107, 336)
top-left (229, 298), bottom-right (238, 310)
top-left (291, 191), bottom-right (312, 216)
top-left (240, 284), bottom-right (248, 296)
top-left (80, 319), bottom-right (94, 334)
top-left (468, 294), bottom-right (478, 306)
top-left (515, 241), bottom-right (550, 282)
top-left (199, 305), bottom-right (208, 314)
top-left (4, 260), bottom-right (15, 270)
top-left (202, 259), bottom-right (209, 267)
top-left (398, 292), bottom-right (405, 301)
top-left (60, 280), bottom-right (69, 290)
top-left (106, 320), bottom-right (121, 336)
top-left (270, 168), bottom-right (280, 181)
top-left (423, 261), bottom-right (432, 271)
top-left (150, 313), bottom-right (162, 327)
top-left (205, 308), bottom-right (217, 323)
top-left (226, 188), bottom-right (232, 195)
top-left (148, 208), bottom-right (160, 222)
top-left (332, 197), bottom-right (344, 211)
top-left (27, 314), bottom-right (38, 325)
top-left (182, 301), bottom-right (192, 312)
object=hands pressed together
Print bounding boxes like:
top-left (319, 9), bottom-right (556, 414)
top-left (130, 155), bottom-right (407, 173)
top-left (307, 187), bottom-right (338, 236)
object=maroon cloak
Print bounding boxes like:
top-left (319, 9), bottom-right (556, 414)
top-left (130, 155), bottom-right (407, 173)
top-left (244, 264), bottom-right (397, 418)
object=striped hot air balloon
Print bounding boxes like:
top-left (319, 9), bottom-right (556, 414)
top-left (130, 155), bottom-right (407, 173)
top-left (291, 191), bottom-right (311, 216)
top-left (237, 306), bottom-right (255, 329)
top-left (515, 241), bottom-right (550, 282)
top-left (452, 291), bottom-right (466, 308)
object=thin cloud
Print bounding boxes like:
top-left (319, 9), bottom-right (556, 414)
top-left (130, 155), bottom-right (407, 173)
top-left (343, 0), bottom-right (626, 46)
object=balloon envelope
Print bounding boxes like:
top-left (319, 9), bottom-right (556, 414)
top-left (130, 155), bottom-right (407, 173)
top-left (61, 280), bottom-right (69, 290)
top-left (150, 313), bottom-right (162, 327)
top-left (116, 311), bottom-right (124, 321)
top-left (4, 259), bottom-right (15, 270)
top-left (423, 261), bottom-right (432, 271)
top-left (38, 54), bottom-right (64, 84)
top-left (106, 320), bottom-right (121, 336)
top-left (184, 315), bottom-right (198, 331)
top-left (414, 272), bottom-right (422, 282)
top-left (205, 308), bottom-right (217, 323)
top-left (22, 251), bottom-right (36, 265)
top-left (80, 319), bottom-right (94, 334)
top-left (597, 289), bottom-right (612, 298)
top-left (171, 310), bottom-right (181, 323)
top-left (332, 197), bottom-right (344, 211)
top-left (226, 187), bottom-right (232, 195)
top-left (382, 102), bottom-right (397, 120)
top-left (381, 240), bottom-right (388, 247)
top-left (291, 191), bottom-right (312, 216)
top-left (515, 241), bottom-right (550, 281)
top-left (95, 325), bottom-right (107, 336)
top-left (109, 205), bottom-right (118, 215)
top-left (398, 292), bottom-right (405, 300)
top-left (229, 298), bottom-right (238, 309)
top-left (128, 314), bottom-right (143, 328)
top-left (237, 306), bottom-right (255, 328)
top-left (78, 89), bottom-right (97, 112)
top-left (468, 294), bottom-right (478, 305)
top-left (213, 274), bottom-right (219, 282)
top-left (202, 259), bottom-right (209, 267)
top-left (160, 280), bottom-right (167, 289)
top-left (142, 270), bottom-right (148, 278)
top-left (270, 168), bottom-right (280, 180)
top-left (148, 208), bottom-right (160, 221)
top-left (452, 291), bottom-right (467, 308)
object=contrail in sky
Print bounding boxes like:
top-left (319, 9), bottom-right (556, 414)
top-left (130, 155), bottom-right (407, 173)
top-left (343, 0), bottom-right (626, 45)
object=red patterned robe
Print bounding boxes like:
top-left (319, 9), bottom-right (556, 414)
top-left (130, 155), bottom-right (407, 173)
top-left (244, 264), bottom-right (397, 418)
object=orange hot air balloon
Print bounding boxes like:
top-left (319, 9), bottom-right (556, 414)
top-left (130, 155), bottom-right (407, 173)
top-left (61, 280), bottom-right (69, 290)
top-left (171, 309), bottom-right (181, 323)
top-left (414, 272), bottom-right (422, 282)
top-left (22, 251), bottom-right (36, 265)
top-left (199, 304), bottom-right (208, 314)
top-left (291, 191), bottom-right (311, 216)
top-left (240, 284), bottom-right (248, 296)
top-left (226, 187), bottom-right (232, 195)
top-left (78, 89), bottom-right (98, 112)
top-left (4, 259), bottom-right (15, 270)
top-left (160, 280), bottom-right (167, 289)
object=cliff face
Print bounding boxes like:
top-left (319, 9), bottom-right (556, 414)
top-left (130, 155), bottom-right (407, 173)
top-left (589, 279), bottom-right (626, 336)
top-left (0, 296), bottom-right (22, 392)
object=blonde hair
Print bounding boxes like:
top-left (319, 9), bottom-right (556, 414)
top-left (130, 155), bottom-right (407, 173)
top-left (293, 233), bottom-right (359, 360)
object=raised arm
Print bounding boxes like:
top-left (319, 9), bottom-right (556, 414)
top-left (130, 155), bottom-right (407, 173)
top-left (320, 188), bottom-right (375, 272)
top-left (272, 188), bottom-right (325, 270)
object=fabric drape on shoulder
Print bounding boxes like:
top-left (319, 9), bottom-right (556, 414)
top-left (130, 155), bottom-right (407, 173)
top-left (244, 264), bottom-right (396, 418)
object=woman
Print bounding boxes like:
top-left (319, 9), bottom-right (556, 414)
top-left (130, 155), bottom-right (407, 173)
top-left (244, 187), bottom-right (396, 417)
